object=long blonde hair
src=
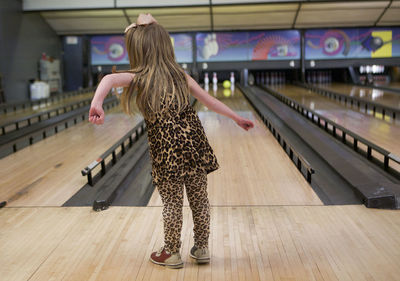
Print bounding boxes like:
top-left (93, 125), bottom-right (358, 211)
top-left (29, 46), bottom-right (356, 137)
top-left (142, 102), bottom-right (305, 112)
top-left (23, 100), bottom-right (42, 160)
top-left (112, 23), bottom-right (190, 121)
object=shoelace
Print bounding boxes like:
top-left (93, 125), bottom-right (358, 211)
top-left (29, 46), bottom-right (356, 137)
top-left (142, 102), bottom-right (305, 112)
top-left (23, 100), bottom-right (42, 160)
top-left (156, 246), bottom-right (164, 255)
top-left (156, 246), bottom-right (171, 256)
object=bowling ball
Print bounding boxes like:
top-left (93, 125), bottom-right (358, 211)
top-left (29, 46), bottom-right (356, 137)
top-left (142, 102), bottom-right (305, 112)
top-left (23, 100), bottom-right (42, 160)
top-left (223, 89), bottom-right (231, 97)
top-left (324, 37), bottom-right (339, 54)
top-left (223, 80), bottom-right (231, 89)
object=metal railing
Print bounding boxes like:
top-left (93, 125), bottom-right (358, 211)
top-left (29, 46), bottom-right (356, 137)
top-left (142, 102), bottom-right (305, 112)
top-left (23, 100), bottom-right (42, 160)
top-left (0, 96), bottom-right (119, 157)
top-left (1, 98), bottom-right (96, 136)
top-left (81, 120), bottom-right (147, 186)
top-left (260, 84), bottom-right (400, 176)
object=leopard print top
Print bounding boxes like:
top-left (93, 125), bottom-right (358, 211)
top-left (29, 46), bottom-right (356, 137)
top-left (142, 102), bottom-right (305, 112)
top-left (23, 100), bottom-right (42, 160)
top-left (144, 100), bottom-right (219, 185)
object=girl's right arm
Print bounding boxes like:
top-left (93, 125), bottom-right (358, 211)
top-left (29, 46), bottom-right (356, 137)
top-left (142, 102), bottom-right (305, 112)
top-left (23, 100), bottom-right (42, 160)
top-left (186, 74), bottom-right (254, 131)
top-left (89, 73), bottom-right (135, 125)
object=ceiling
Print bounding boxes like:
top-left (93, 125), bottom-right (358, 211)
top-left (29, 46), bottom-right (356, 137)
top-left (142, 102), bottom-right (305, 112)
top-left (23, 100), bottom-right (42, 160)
top-left (22, 0), bottom-right (400, 35)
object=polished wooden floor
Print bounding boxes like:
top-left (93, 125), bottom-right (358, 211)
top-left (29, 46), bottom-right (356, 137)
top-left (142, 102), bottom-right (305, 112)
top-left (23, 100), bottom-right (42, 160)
top-left (0, 91), bottom-right (94, 125)
top-left (270, 85), bottom-right (400, 159)
top-left (320, 82), bottom-right (400, 109)
top-left (377, 82), bottom-right (400, 90)
top-left (0, 105), bottom-right (143, 206)
top-left (1, 86), bottom-right (400, 281)
top-left (1, 205), bottom-right (400, 281)
top-left (390, 82), bottom-right (400, 90)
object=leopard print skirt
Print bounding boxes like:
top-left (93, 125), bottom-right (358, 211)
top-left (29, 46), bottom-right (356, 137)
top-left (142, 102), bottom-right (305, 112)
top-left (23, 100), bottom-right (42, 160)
top-left (145, 103), bottom-right (219, 185)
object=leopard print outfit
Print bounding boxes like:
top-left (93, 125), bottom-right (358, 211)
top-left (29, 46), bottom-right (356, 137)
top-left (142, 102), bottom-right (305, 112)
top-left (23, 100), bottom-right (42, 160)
top-left (145, 101), bottom-right (219, 185)
top-left (144, 99), bottom-right (219, 253)
top-left (156, 167), bottom-right (209, 253)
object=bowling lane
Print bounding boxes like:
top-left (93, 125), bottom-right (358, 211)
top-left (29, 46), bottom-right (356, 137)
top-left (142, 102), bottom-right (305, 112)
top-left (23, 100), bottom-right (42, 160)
top-left (270, 84), bottom-right (400, 157)
top-left (319, 82), bottom-right (400, 109)
top-left (373, 82), bottom-right (400, 91)
top-left (388, 82), bottom-right (400, 90)
top-left (147, 86), bottom-right (323, 207)
top-left (0, 104), bottom-right (143, 207)
top-left (0, 91), bottom-right (95, 125)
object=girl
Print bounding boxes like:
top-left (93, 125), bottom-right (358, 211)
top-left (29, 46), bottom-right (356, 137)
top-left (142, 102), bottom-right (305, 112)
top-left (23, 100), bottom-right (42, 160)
top-left (89, 13), bottom-right (254, 269)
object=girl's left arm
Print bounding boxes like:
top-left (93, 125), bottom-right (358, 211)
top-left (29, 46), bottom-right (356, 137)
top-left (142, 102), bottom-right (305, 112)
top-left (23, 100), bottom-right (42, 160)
top-left (186, 74), bottom-right (254, 131)
top-left (89, 73), bottom-right (134, 125)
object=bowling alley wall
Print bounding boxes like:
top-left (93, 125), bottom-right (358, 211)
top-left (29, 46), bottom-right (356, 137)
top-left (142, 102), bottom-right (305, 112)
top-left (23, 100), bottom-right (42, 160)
top-left (0, 0), bottom-right (62, 102)
top-left (89, 27), bottom-right (400, 65)
top-left (86, 26), bottom-right (400, 86)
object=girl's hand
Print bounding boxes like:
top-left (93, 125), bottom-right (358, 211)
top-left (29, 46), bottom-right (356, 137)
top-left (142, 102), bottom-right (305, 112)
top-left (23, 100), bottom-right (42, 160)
top-left (89, 102), bottom-right (105, 125)
top-left (236, 116), bottom-right (254, 131)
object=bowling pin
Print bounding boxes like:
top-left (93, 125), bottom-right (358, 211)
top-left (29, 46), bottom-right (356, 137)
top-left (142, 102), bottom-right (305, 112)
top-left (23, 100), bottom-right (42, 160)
top-left (204, 72), bottom-right (209, 85)
top-left (213, 83), bottom-right (217, 96)
top-left (212, 72), bottom-right (218, 86)
top-left (230, 72), bottom-right (235, 85)
top-left (204, 83), bottom-right (209, 92)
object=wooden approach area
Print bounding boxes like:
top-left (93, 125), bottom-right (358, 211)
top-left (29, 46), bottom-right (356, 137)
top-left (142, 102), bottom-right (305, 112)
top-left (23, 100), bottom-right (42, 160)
top-left (1, 87), bottom-right (400, 281)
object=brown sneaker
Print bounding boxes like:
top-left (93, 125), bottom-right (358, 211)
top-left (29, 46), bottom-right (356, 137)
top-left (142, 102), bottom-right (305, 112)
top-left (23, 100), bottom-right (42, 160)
top-left (189, 246), bottom-right (210, 264)
top-left (150, 246), bottom-right (184, 269)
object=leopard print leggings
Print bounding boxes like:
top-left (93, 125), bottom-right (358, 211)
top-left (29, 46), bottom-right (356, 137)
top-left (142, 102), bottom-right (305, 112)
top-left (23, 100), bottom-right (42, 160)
top-left (155, 168), bottom-right (210, 253)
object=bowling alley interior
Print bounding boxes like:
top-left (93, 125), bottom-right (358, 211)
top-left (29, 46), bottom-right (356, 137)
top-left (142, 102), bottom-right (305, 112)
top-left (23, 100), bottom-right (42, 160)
top-left (1, 0), bottom-right (400, 280)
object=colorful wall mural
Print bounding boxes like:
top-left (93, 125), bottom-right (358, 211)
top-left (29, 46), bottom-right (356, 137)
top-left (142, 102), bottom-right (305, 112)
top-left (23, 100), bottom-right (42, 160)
top-left (89, 27), bottom-right (400, 65)
top-left (90, 33), bottom-right (193, 65)
top-left (196, 30), bottom-right (300, 62)
top-left (305, 27), bottom-right (400, 60)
